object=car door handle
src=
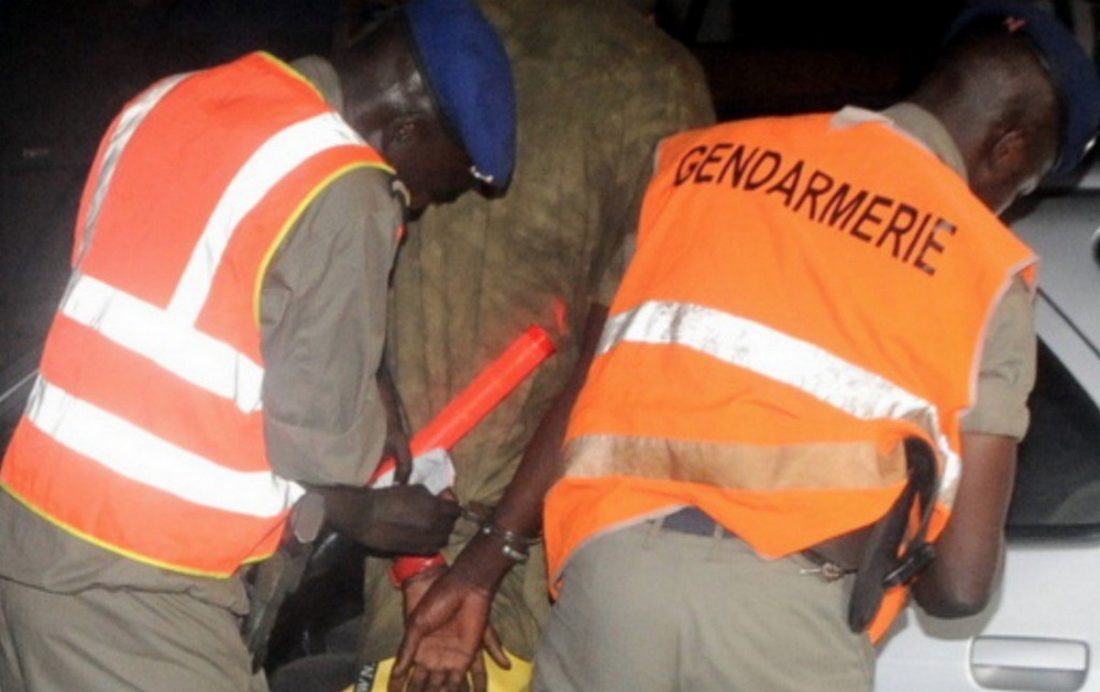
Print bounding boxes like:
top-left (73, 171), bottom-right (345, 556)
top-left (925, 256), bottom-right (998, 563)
top-left (970, 636), bottom-right (1088, 691)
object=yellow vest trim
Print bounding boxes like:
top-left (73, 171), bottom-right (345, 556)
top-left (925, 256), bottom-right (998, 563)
top-left (0, 481), bottom-right (273, 578)
top-left (256, 51), bottom-right (325, 101)
top-left (253, 160), bottom-right (396, 327)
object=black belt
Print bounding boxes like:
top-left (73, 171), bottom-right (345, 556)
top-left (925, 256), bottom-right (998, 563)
top-left (659, 506), bottom-right (849, 579)
top-left (659, 506), bottom-right (736, 538)
top-left (657, 437), bottom-right (940, 635)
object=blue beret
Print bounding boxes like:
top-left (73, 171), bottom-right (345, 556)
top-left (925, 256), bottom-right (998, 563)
top-left (402, 0), bottom-right (516, 188)
top-left (946, 1), bottom-right (1100, 174)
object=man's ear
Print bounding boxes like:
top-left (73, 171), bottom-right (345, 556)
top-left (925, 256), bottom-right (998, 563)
top-left (985, 128), bottom-right (1029, 180)
top-left (382, 115), bottom-right (424, 150)
top-left (969, 127), bottom-right (1043, 213)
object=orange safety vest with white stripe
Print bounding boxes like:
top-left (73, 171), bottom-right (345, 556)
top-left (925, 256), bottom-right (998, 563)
top-left (0, 52), bottom-right (394, 577)
top-left (545, 112), bottom-right (1036, 639)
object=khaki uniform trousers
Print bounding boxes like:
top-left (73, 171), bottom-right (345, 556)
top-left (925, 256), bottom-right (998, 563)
top-left (533, 517), bottom-right (876, 691)
top-left (0, 576), bottom-right (267, 692)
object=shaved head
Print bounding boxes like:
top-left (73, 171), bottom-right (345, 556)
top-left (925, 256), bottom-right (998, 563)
top-left (912, 20), bottom-right (1060, 211)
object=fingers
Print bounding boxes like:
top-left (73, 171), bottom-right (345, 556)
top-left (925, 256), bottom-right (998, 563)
top-left (377, 361), bottom-right (413, 485)
top-left (482, 626), bottom-right (510, 670)
top-left (470, 652), bottom-right (489, 692)
top-left (393, 629), bottom-right (422, 681)
top-left (438, 668), bottom-right (466, 692)
top-left (402, 485), bottom-right (461, 525)
top-left (393, 444), bottom-right (413, 485)
top-left (425, 494), bottom-right (463, 526)
top-left (412, 494), bottom-right (461, 554)
top-left (361, 485), bottom-right (459, 554)
top-left (387, 660), bottom-right (409, 692)
top-left (399, 662), bottom-right (469, 692)
top-left (389, 428), bottom-right (412, 486)
top-left (405, 664), bottom-right (429, 692)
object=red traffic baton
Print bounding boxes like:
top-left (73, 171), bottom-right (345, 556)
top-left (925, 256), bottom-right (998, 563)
top-left (367, 325), bottom-right (556, 585)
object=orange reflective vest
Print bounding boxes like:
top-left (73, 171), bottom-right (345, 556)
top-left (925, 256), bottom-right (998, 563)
top-left (545, 112), bottom-right (1036, 639)
top-left (1, 52), bottom-right (393, 577)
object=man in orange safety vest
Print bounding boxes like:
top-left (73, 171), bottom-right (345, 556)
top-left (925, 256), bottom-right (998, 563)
top-left (534, 3), bottom-right (1100, 690)
top-left (0, 1), bottom-right (515, 690)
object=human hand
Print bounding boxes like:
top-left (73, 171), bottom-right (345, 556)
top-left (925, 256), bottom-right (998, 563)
top-left (389, 569), bottom-right (509, 692)
top-left (319, 484), bottom-right (459, 555)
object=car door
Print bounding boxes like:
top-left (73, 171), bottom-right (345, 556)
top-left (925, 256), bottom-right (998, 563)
top-left (876, 192), bottom-right (1100, 691)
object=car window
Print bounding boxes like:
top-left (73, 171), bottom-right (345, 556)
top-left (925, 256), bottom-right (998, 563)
top-left (1007, 338), bottom-right (1100, 535)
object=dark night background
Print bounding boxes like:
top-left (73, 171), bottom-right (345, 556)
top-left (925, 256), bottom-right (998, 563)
top-left (0, 0), bottom-right (983, 379)
top-left (5, 0), bottom-right (1099, 498)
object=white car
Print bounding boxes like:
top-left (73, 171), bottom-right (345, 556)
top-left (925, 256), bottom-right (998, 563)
top-left (876, 170), bottom-right (1100, 691)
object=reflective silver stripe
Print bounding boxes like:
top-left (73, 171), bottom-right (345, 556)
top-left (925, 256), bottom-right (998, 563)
top-left (600, 300), bottom-right (961, 503)
top-left (60, 272), bottom-right (265, 413)
top-left (168, 112), bottom-right (366, 324)
top-left (77, 73), bottom-right (193, 265)
top-left (26, 378), bottom-right (304, 518)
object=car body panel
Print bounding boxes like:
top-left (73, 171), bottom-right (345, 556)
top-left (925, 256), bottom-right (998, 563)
top-left (877, 190), bottom-right (1100, 690)
top-left (878, 540), bottom-right (1100, 690)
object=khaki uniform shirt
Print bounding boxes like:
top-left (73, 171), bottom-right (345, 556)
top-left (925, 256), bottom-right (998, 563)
top-left (358, 0), bottom-right (715, 662)
top-left (0, 57), bottom-right (401, 613)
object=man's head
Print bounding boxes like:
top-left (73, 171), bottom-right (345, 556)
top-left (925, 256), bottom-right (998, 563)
top-left (331, 0), bottom-right (515, 211)
top-left (912, 1), bottom-right (1100, 214)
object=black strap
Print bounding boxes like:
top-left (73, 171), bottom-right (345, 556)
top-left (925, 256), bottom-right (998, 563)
top-left (243, 493), bottom-right (325, 671)
top-left (847, 436), bottom-right (939, 633)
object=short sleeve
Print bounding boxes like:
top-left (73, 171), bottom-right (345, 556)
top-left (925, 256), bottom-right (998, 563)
top-left (959, 278), bottom-right (1037, 440)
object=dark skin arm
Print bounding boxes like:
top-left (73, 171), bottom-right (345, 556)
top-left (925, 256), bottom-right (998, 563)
top-left (306, 368), bottom-right (460, 557)
top-left (912, 432), bottom-right (1017, 617)
top-left (308, 483), bottom-right (459, 556)
top-left (389, 304), bottom-right (609, 692)
top-left (378, 358), bottom-right (414, 484)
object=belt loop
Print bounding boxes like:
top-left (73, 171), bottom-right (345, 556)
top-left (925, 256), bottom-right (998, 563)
top-left (642, 515), bottom-right (663, 549)
top-left (706, 521), bottom-right (727, 561)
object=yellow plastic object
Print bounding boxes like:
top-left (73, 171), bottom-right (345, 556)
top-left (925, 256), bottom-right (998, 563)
top-left (342, 649), bottom-right (533, 692)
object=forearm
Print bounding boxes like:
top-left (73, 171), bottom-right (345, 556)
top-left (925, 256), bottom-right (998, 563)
top-left (446, 398), bottom-right (569, 592)
top-left (915, 286), bottom-right (1033, 616)
top-left (377, 356), bottom-right (414, 483)
top-left (912, 433), bottom-right (1016, 617)
top-left (448, 304), bottom-right (609, 591)
top-left (392, 308), bottom-right (609, 682)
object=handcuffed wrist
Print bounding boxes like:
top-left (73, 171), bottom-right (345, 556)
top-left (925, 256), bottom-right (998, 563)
top-left (477, 521), bottom-right (541, 564)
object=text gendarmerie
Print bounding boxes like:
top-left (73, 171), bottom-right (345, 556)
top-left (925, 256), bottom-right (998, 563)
top-left (674, 142), bottom-right (957, 276)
